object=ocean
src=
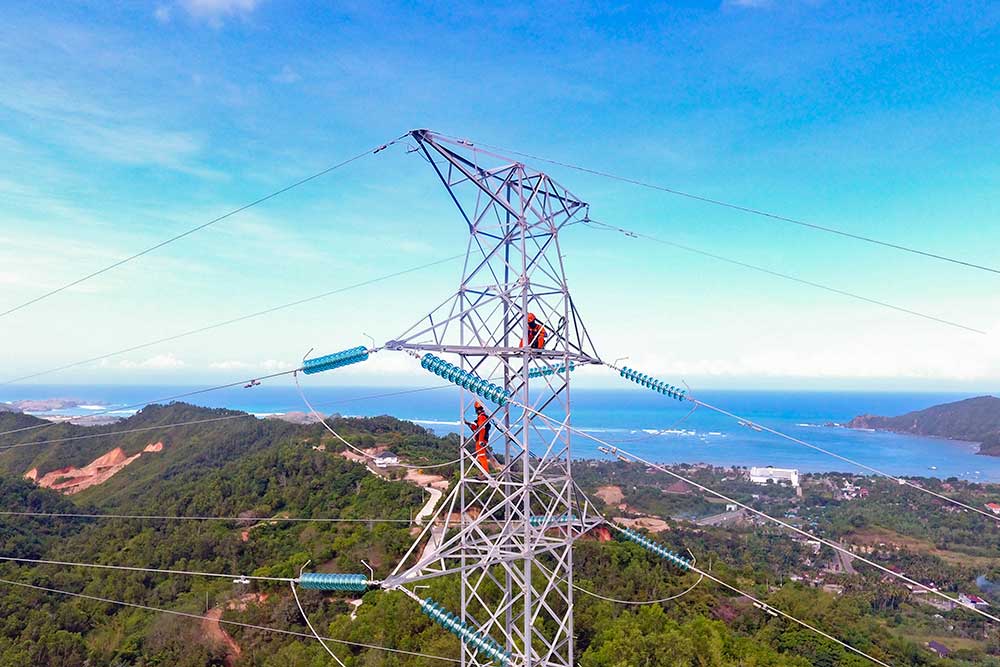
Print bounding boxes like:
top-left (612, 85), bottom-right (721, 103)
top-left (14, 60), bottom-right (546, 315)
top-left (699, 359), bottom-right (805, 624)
top-left (3, 384), bottom-right (998, 483)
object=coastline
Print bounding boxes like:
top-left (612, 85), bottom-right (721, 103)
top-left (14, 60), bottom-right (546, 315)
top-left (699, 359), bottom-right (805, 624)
top-left (835, 423), bottom-right (988, 457)
top-left (5, 386), bottom-right (1000, 482)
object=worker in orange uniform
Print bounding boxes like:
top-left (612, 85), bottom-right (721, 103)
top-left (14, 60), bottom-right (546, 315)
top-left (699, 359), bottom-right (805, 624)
top-left (520, 312), bottom-right (546, 349)
top-left (464, 401), bottom-right (492, 473)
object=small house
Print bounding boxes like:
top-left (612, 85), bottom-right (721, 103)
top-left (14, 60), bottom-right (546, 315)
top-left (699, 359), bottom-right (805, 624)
top-left (375, 451), bottom-right (399, 468)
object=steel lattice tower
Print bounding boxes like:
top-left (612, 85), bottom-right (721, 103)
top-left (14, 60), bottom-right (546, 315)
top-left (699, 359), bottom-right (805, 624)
top-left (383, 130), bottom-right (603, 667)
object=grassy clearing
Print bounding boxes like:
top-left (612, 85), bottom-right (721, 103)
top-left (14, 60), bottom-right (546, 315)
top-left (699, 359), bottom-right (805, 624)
top-left (848, 526), bottom-right (1000, 568)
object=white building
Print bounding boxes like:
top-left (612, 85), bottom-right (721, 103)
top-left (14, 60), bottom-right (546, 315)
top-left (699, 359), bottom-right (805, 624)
top-left (959, 594), bottom-right (990, 610)
top-left (374, 451), bottom-right (399, 468)
top-left (749, 466), bottom-right (800, 488)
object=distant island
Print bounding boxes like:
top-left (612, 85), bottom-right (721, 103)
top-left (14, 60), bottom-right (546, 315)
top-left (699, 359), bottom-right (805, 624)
top-left (4, 398), bottom-right (94, 412)
top-left (847, 395), bottom-right (1000, 456)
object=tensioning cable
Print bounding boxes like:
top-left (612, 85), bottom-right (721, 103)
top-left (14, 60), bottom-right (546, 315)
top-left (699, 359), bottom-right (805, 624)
top-left (0, 384), bottom-right (456, 452)
top-left (427, 130), bottom-right (1000, 276)
top-left (0, 577), bottom-right (460, 663)
top-left (0, 135), bottom-right (409, 320)
top-left (585, 218), bottom-right (986, 335)
top-left (1, 253), bottom-right (463, 387)
top-left (605, 361), bottom-right (1000, 524)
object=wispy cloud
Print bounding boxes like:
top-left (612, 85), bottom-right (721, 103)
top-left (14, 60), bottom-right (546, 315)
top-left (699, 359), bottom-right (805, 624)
top-left (273, 65), bottom-right (301, 84)
top-left (0, 79), bottom-right (210, 174)
top-left (722, 0), bottom-right (774, 8)
top-left (209, 359), bottom-right (291, 370)
top-left (180, 0), bottom-right (261, 25)
top-left (75, 125), bottom-right (203, 170)
top-left (118, 354), bottom-right (186, 369)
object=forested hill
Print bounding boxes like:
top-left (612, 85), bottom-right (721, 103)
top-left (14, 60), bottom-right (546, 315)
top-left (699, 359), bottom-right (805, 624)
top-left (848, 395), bottom-right (1000, 455)
top-left (0, 404), bottom-right (462, 665)
top-left (0, 403), bottom-right (454, 505)
top-left (1, 402), bottom-right (999, 665)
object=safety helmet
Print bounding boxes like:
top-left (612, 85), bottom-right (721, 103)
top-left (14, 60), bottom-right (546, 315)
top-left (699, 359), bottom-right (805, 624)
top-left (474, 401), bottom-right (484, 410)
top-left (527, 312), bottom-right (536, 323)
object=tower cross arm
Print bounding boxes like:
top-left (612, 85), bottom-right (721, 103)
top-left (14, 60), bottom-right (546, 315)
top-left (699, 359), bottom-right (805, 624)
top-left (384, 342), bottom-right (601, 364)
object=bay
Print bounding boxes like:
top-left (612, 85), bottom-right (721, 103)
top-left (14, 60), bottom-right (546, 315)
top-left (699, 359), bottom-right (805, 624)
top-left (3, 384), bottom-right (998, 482)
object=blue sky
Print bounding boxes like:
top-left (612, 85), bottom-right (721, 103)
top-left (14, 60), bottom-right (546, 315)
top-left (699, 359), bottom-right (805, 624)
top-left (0, 0), bottom-right (998, 390)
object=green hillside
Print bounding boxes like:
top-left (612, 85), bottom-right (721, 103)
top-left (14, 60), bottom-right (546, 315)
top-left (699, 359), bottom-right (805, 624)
top-left (848, 396), bottom-right (1000, 455)
top-left (0, 404), bottom-right (996, 666)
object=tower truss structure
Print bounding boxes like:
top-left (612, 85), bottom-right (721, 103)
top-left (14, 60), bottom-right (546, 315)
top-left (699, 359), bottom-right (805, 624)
top-left (382, 130), bottom-right (604, 667)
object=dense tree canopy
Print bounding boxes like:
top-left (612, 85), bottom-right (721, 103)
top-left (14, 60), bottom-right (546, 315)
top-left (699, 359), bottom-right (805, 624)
top-left (0, 404), bottom-right (997, 665)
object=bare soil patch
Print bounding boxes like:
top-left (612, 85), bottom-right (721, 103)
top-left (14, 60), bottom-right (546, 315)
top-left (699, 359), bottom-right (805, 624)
top-left (595, 485), bottom-right (625, 505)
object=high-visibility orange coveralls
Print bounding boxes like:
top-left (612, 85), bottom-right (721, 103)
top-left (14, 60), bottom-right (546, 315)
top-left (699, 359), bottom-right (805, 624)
top-left (466, 403), bottom-right (491, 472)
top-left (520, 313), bottom-right (546, 349)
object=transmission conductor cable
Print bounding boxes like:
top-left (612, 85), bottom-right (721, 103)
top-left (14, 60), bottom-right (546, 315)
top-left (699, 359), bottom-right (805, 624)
top-left (561, 483), bottom-right (889, 665)
top-left (521, 403), bottom-right (1000, 624)
top-left (429, 130), bottom-right (1000, 276)
top-left (291, 574), bottom-right (348, 667)
top-left (0, 577), bottom-right (460, 663)
top-left (294, 370), bottom-right (461, 470)
top-left (1, 253), bottom-right (464, 386)
top-left (0, 366), bottom-right (306, 440)
top-left (605, 361), bottom-right (1000, 525)
top-left (585, 219), bottom-right (985, 335)
top-left (0, 136), bottom-right (409, 320)
top-left (598, 439), bottom-right (1000, 624)
top-left (0, 384), bottom-right (455, 451)
top-left (0, 555), bottom-right (295, 583)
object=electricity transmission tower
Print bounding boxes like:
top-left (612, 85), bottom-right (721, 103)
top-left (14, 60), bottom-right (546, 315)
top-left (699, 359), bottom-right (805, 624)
top-left (382, 130), bottom-right (604, 667)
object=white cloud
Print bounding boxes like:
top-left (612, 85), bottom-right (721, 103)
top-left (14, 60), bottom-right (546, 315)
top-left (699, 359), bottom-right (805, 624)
top-left (273, 65), bottom-right (301, 84)
top-left (722, 0), bottom-right (773, 8)
top-left (208, 360), bottom-right (251, 370)
top-left (0, 80), bottom-right (208, 173)
top-left (635, 322), bottom-right (1000, 384)
top-left (154, 5), bottom-right (172, 23)
top-left (209, 359), bottom-right (291, 371)
top-left (180, 0), bottom-right (261, 24)
top-left (70, 124), bottom-right (203, 171)
top-left (119, 354), bottom-right (186, 370)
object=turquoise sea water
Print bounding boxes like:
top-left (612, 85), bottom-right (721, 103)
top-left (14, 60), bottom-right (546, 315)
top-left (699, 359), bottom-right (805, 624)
top-left (3, 385), bottom-right (999, 482)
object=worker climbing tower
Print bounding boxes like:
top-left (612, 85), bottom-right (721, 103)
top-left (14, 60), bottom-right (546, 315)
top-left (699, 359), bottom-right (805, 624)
top-left (383, 130), bottom-right (604, 667)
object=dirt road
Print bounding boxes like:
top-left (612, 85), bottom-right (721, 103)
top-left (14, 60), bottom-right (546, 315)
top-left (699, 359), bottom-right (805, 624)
top-left (202, 607), bottom-right (241, 667)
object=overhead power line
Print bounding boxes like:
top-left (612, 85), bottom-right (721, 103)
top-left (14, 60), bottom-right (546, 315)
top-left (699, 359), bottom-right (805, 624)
top-left (0, 413), bottom-right (277, 450)
top-left (295, 370), bottom-right (462, 470)
top-left (0, 136), bottom-right (405, 321)
top-left (564, 485), bottom-right (888, 665)
top-left (685, 557), bottom-right (888, 665)
top-left (0, 366), bottom-right (303, 441)
top-left (580, 434), bottom-right (1000, 625)
top-left (0, 577), bottom-right (460, 663)
top-left (1, 253), bottom-right (463, 386)
top-left (538, 554), bottom-right (705, 606)
top-left (681, 390), bottom-right (1000, 524)
top-left (523, 404), bottom-right (1000, 624)
top-left (431, 131), bottom-right (1000, 276)
top-left (0, 384), bottom-right (453, 450)
top-left (0, 555), bottom-right (294, 583)
top-left (0, 510), bottom-right (412, 523)
top-left (603, 362), bottom-right (1000, 525)
top-left (518, 404), bottom-right (1000, 623)
top-left (291, 580), bottom-right (348, 667)
top-left (587, 219), bottom-right (986, 335)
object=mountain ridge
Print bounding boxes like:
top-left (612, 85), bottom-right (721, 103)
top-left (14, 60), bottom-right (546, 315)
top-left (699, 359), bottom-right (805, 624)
top-left (847, 395), bottom-right (1000, 456)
